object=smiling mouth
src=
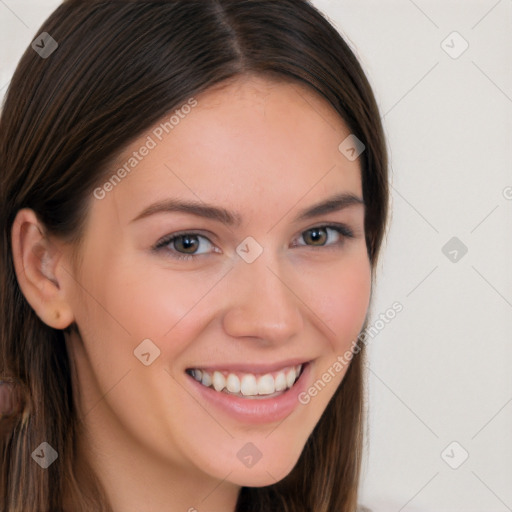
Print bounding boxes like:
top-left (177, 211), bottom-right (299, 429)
top-left (185, 363), bottom-right (305, 399)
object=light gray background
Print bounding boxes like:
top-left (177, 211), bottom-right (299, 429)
top-left (1, 1), bottom-right (511, 511)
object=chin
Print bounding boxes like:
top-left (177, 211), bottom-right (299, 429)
top-left (230, 467), bottom-right (293, 488)
top-left (230, 448), bottom-right (303, 488)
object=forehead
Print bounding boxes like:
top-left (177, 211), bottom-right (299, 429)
top-left (95, 74), bottom-right (363, 226)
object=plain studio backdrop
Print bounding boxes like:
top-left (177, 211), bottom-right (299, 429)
top-left (1, 1), bottom-right (511, 511)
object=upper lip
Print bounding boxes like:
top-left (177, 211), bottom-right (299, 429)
top-left (186, 358), bottom-right (311, 374)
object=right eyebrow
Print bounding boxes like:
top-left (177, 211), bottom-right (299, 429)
top-left (130, 192), bottom-right (364, 227)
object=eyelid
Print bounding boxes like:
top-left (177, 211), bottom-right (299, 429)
top-left (153, 229), bottom-right (216, 249)
top-left (152, 222), bottom-right (356, 260)
top-left (290, 223), bottom-right (355, 249)
top-left (298, 221), bottom-right (355, 239)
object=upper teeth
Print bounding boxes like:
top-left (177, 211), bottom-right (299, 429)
top-left (189, 364), bottom-right (303, 397)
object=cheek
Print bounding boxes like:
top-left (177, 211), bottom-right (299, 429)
top-left (88, 258), bottom-right (216, 360)
top-left (73, 242), bottom-right (371, 365)
top-left (313, 254), bottom-right (371, 350)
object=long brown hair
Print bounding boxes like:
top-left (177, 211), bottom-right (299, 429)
top-left (0, 1), bottom-right (389, 510)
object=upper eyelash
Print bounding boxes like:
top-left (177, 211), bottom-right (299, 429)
top-left (153, 224), bottom-right (355, 261)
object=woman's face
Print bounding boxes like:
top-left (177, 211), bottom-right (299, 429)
top-left (61, 74), bottom-right (371, 488)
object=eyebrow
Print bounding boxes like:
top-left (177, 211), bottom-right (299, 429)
top-left (130, 192), bottom-right (364, 227)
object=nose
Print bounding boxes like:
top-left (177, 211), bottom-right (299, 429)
top-left (221, 253), bottom-right (304, 345)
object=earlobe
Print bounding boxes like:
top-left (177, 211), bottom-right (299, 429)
top-left (11, 208), bottom-right (75, 330)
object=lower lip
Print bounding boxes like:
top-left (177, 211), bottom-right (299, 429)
top-left (186, 362), bottom-right (311, 425)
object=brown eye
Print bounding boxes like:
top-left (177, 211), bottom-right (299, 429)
top-left (154, 232), bottom-right (216, 261)
top-left (303, 227), bottom-right (328, 246)
top-left (173, 234), bottom-right (200, 254)
top-left (295, 225), bottom-right (354, 249)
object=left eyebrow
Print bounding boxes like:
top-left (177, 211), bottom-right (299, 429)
top-left (130, 192), bottom-right (364, 227)
top-left (294, 192), bottom-right (364, 222)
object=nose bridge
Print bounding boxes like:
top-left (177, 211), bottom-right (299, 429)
top-left (221, 248), bottom-right (303, 342)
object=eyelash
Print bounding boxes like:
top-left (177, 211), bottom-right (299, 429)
top-left (152, 223), bottom-right (355, 262)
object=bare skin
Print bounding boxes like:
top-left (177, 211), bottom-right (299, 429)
top-left (12, 74), bottom-right (371, 512)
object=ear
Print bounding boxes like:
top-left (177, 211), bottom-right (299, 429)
top-left (11, 208), bottom-right (75, 330)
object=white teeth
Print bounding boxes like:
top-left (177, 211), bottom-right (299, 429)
top-left (257, 374), bottom-right (275, 395)
top-left (240, 374), bottom-right (258, 396)
top-left (285, 368), bottom-right (296, 388)
top-left (274, 372), bottom-right (287, 392)
top-left (188, 364), bottom-right (304, 397)
top-left (226, 374), bottom-right (241, 393)
top-left (212, 371), bottom-right (226, 392)
top-left (201, 371), bottom-right (212, 387)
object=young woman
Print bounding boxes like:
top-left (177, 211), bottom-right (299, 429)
top-left (0, 1), bottom-right (389, 510)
